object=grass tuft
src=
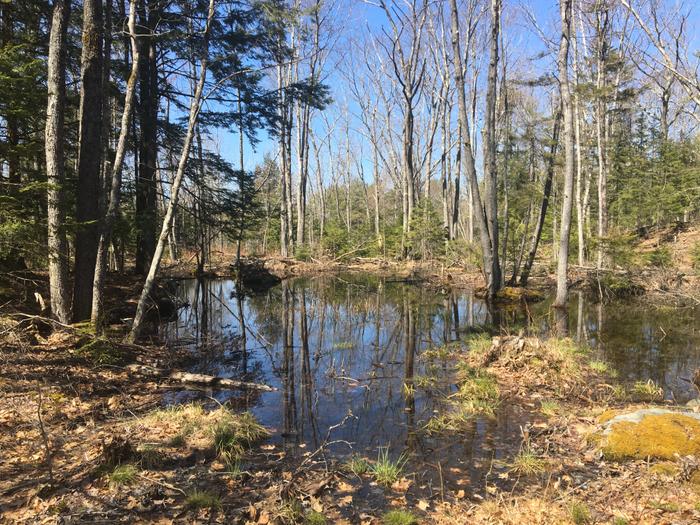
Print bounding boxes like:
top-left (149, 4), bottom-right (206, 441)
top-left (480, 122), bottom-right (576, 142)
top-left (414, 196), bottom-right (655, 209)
top-left (344, 455), bottom-right (370, 476)
top-left (109, 464), bottom-right (137, 486)
top-left (570, 501), bottom-right (592, 524)
top-left (382, 509), bottom-right (418, 525)
top-left (304, 510), bottom-right (328, 524)
top-left (540, 400), bottom-right (560, 417)
top-left (510, 449), bottom-right (547, 476)
top-left (185, 490), bottom-right (221, 510)
top-left (371, 448), bottom-right (407, 486)
top-left (137, 444), bottom-right (165, 469)
top-left (589, 360), bottom-right (618, 377)
top-left (630, 379), bottom-right (663, 401)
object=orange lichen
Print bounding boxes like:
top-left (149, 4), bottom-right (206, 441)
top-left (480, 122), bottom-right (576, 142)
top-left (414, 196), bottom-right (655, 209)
top-left (602, 413), bottom-right (700, 460)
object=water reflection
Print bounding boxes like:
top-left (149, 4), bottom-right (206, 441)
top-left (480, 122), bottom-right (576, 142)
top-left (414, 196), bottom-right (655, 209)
top-left (162, 275), bottom-right (700, 482)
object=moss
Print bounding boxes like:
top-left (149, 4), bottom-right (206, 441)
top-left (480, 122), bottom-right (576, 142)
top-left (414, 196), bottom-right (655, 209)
top-left (75, 337), bottom-right (124, 365)
top-left (602, 413), bottom-right (700, 460)
top-left (649, 461), bottom-right (679, 477)
top-left (495, 286), bottom-right (544, 303)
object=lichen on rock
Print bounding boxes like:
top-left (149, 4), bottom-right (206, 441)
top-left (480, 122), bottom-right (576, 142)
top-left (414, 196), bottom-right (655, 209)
top-left (600, 409), bottom-right (700, 460)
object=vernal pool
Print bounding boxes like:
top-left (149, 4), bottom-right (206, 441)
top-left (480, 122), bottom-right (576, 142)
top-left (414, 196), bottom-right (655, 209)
top-left (158, 274), bottom-right (700, 495)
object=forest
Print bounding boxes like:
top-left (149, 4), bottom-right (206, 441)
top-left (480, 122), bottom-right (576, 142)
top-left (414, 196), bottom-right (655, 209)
top-left (1, 0), bottom-right (700, 523)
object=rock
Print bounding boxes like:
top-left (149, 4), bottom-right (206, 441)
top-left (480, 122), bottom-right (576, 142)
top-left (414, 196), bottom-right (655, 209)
top-left (598, 408), bottom-right (700, 460)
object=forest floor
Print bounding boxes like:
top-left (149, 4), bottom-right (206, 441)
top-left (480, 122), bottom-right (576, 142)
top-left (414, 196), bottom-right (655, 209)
top-left (4, 318), bottom-right (700, 524)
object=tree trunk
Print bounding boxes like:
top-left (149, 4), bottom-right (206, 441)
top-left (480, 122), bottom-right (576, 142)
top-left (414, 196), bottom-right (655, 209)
top-left (135, 0), bottom-right (159, 274)
top-left (554, 0), bottom-right (575, 308)
top-left (594, 8), bottom-right (609, 269)
top-left (73, 0), bottom-right (104, 321)
top-left (520, 109), bottom-right (562, 287)
top-left (449, 0), bottom-right (498, 300)
top-left (127, 0), bottom-right (215, 343)
top-left (45, 0), bottom-right (72, 323)
top-left (483, 0), bottom-right (502, 291)
top-left (91, 0), bottom-right (139, 329)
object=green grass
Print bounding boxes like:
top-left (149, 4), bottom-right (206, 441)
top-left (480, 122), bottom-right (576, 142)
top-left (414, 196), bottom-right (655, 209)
top-left (212, 411), bottom-right (268, 461)
top-left (185, 490), bottom-right (221, 510)
top-left (465, 333), bottom-right (492, 356)
top-left (137, 444), bottom-right (164, 469)
top-left (109, 464), bottom-right (137, 486)
top-left (304, 511), bottom-right (328, 525)
top-left (510, 449), bottom-right (547, 476)
top-left (168, 434), bottom-right (187, 448)
top-left (649, 501), bottom-right (679, 512)
top-left (344, 455), bottom-right (370, 476)
top-left (612, 517), bottom-right (630, 525)
top-left (371, 448), bottom-right (407, 486)
top-left (383, 509), bottom-right (418, 525)
top-left (691, 242), bottom-right (700, 273)
top-left (425, 367), bottom-right (499, 433)
top-left (540, 400), bottom-right (560, 417)
top-left (570, 501), bottom-right (592, 525)
top-left (588, 360), bottom-right (618, 377)
top-left (630, 379), bottom-right (663, 401)
top-left (220, 450), bottom-right (242, 477)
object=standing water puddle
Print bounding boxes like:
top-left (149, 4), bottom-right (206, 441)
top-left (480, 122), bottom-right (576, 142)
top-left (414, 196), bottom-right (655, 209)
top-left (159, 274), bottom-right (700, 495)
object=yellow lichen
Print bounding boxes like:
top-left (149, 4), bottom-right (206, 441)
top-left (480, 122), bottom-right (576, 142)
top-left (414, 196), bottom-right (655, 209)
top-left (597, 409), bottom-right (619, 424)
top-left (602, 414), bottom-right (700, 460)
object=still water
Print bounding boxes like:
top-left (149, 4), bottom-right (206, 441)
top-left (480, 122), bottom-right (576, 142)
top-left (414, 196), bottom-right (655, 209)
top-left (160, 274), bottom-right (700, 491)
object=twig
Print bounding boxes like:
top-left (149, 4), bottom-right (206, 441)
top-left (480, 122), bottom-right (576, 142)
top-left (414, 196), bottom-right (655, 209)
top-left (37, 388), bottom-right (54, 484)
top-left (135, 473), bottom-right (186, 496)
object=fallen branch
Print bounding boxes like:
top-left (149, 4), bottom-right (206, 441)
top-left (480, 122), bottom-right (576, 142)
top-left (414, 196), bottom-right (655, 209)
top-left (125, 363), bottom-right (276, 392)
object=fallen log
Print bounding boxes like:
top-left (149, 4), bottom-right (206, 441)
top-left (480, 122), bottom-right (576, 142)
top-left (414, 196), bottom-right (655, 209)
top-left (125, 364), bottom-right (276, 392)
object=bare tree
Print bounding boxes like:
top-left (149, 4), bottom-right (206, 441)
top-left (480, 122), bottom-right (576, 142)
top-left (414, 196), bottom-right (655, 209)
top-left (450, 0), bottom-right (500, 300)
top-left (621, 0), bottom-right (700, 122)
top-left (376, 0), bottom-right (428, 255)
